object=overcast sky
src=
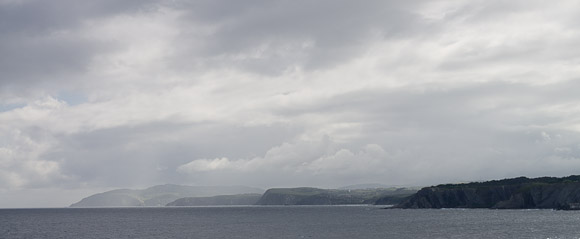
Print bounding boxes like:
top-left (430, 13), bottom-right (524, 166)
top-left (2, 0), bottom-right (580, 207)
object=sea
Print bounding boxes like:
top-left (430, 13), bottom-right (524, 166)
top-left (1, 205), bottom-right (579, 239)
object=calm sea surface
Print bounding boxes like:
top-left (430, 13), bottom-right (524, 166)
top-left (1, 206), bottom-right (579, 239)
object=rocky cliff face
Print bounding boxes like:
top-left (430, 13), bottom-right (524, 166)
top-left (256, 187), bottom-right (416, 205)
top-left (395, 175), bottom-right (580, 210)
top-left (494, 183), bottom-right (580, 209)
top-left (166, 194), bottom-right (262, 206)
top-left (256, 188), bottom-right (337, 205)
top-left (395, 185), bottom-right (519, 208)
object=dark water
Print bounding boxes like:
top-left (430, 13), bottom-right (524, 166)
top-left (1, 206), bottom-right (580, 239)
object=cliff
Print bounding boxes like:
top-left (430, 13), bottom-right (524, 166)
top-left (395, 175), bottom-right (580, 209)
top-left (70, 185), bottom-right (264, 207)
top-left (166, 193), bottom-right (262, 206)
top-left (256, 187), bottom-right (416, 205)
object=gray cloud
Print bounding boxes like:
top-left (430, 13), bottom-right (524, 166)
top-left (2, 0), bottom-right (580, 207)
top-left (0, 0), bottom-right (159, 98)
top-left (257, 80), bottom-right (580, 182)
top-left (171, 0), bottom-right (426, 74)
top-left (0, 0), bottom-right (159, 33)
top-left (44, 121), bottom-right (299, 188)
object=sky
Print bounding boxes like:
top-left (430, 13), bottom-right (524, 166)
top-left (2, 0), bottom-right (580, 208)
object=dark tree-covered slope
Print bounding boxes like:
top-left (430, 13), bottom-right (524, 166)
top-left (395, 175), bottom-right (580, 210)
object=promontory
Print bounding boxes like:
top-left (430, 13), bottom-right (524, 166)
top-left (394, 175), bottom-right (580, 210)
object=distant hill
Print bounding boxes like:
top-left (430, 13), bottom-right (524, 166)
top-left (166, 194), bottom-right (262, 206)
top-left (256, 187), bottom-right (416, 205)
top-left (395, 175), bottom-right (580, 210)
top-left (338, 183), bottom-right (392, 190)
top-left (70, 185), bottom-right (264, 207)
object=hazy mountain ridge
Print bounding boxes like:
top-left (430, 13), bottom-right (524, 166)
top-left (395, 175), bottom-right (580, 210)
top-left (70, 185), bottom-right (264, 207)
